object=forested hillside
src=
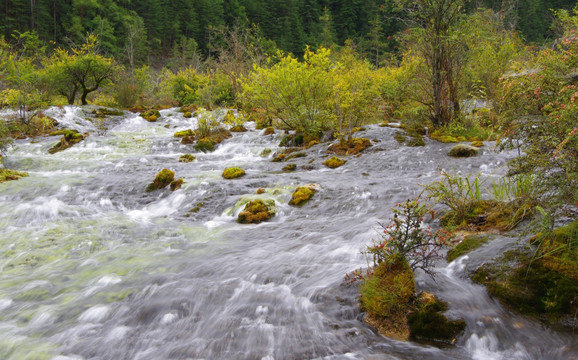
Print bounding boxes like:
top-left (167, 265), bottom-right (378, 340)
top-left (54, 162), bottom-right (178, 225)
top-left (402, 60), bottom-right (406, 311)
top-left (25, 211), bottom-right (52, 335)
top-left (1, 0), bottom-right (575, 64)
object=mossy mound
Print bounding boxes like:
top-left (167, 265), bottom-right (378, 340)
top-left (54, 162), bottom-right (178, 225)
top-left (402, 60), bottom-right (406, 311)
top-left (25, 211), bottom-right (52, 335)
top-left (263, 127), bottom-right (275, 135)
top-left (0, 168), bottom-right (29, 183)
top-left (183, 111), bottom-right (192, 118)
top-left (179, 154), bottom-right (196, 163)
top-left (432, 135), bottom-right (462, 143)
top-left (170, 178), bottom-right (184, 191)
top-left (180, 104), bottom-right (198, 113)
top-left (272, 153), bottom-right (286, 162)
top-left (323, 156), bottom-right (346, 169)
top-left (237, 199), bottom-right (275, 224)
top-left (174, 129), bottom-right (194, 138)
top-left (288, 184), bottom-right (318, 206)
top-left (194, 138), bottom-right (216, 152)
top-left (92, 108), bottom-right (124, 117)
top-left (282, 164), bottom-right (297, 171)
top-left (140, 109), bottom-right (161, 122)
top-left (48, 129), bottom-right (88, 154)
top-left (260, 148), bottom-right (272, 157)
top-left (327, 138), bottom-right (371, 155)
top-left (360, 256), bottom-right (416, 341)
top-left (222, 167), bottom-right (246, 179)
top-left (285, 152), bottom-right (306, 161)
top-left (447, 234), bottom-right (490, 262)
top-left (230, 125), bottom-right (247, 132)
top-left (471, 140), bottom-right (484, 147)
top-left (279, 134), bottom-right (304, 147)
top-left (447, 144), bottom-right (479, 157)
top-left (408, 292), bottom-right (466, 344)
top-left (181, 135), bottom-right (196, 144)
top-left (146, 169), bottom-right (175, 192)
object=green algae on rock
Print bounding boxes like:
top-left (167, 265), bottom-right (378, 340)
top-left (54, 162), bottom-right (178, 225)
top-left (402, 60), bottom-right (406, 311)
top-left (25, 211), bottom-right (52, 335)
top-left (140, 109), bottom-right (161, 122)
top-left (327, 137), bottom-right (371, 155)
top-left (288, 184), bottom-right (319, 206)
top-left (179, 154), bottom-right (196, 163)
top-left (48, 129), bottom-right (88, 154)
top-left (222, 167), bottom-right (246, 179)
top-left (282, 164), bottom-right (296, 171)
top-left (174, 129), bottom-right (194, 138)
top-left (146, 169), bottom-right (175, 192)
top-left (323, 156), bottom-right (346, 169)
top-left (237, 199), bottom-right (275, 224)
top-left (0, 168), bottom-right (29, 183)
top-left (170, 178), bottom-right (184, 191)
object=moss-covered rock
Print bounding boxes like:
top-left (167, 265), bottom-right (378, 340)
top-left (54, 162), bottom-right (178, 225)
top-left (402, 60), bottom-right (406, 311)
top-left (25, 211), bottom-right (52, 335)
top-left (282, 164), bottom-right (296, 171)
top-left (174, 129), bottom-right (194, 138)
top-left (222, 167), bottom-right (246, 179)
top-left (323, 156), bottom-right (346, 169)
top-left (360, 255), bottom-right (416, 341)
top-left (194, 138), bottom-right (216, 152)
top-left (260, 148), bottom-right (272, 157)
top-left (279, 134), bottom-right (304, 147)
top-left (179, 154), bottom-right (196, 163)
top-left (237, 199), bottom-right (275, 224)
top-left (183, 111), bottom-right (192, 118)
top-left (140, 109), bottom-right (161, 122)
top-left (145, 169), bottom-right (175, 192)
top-left (170, 178), bottom-right (184, 191)
top-left (230, 125), bottom-right (247, 132)
top-left (471, 140), bottom-right (484, 147)
top-left (256, 188), bottom-right (266, 194)
top-left (408, 292), bottom-right (466, 344)
top-left (447, 144), bottom-right (479, 157)
top-left (181, 135), bottom-right (196, 144)
top-left (263, 127), bottom-right (275, 135)
top-left (327, 137), bottom-right (371, 155)
top-left (0, 168), bottom-right (29, 183)
top-left (288, 184), bottom-right (319, 206)
top-left (447, 234), bottom-right (490, 262)
top-left (271, 153), bottom-right (286, 162)
top-left (406, 133), bottom-right (426, 147)
top-left (48, 129), bottom-right (88, 154)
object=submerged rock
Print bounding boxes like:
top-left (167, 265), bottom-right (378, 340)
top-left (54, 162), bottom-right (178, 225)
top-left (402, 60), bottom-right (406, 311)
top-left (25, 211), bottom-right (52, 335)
top-left (447, 144), bottom-right (479, 157)
top-left (0, 168), bottom-right (29, 183)
top-left (408, 292), bottom-right (466, 344)
top-left (179, 154), bottom-right (196, 163)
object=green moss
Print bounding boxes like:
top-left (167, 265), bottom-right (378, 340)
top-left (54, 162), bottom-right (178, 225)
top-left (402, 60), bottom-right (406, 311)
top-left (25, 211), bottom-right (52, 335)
top-left (230, 125), bottom-right (247, 132)
top-left (174, 129), bottom-right (194, 137)
top-left (408, 293), bottom-right (466, 343)
top-left (447, 235), bottom-right (490, 262)
top-left (279, 134), bottom-right (304, 147)
top-left (170, 178), bottom-right (184, 191)
top-left (140, 109), bottom-right (161, 122)
top-left (194, 138), bottom-right (216, 152)
top-left (0, 168), bottom-right (29, 183)
top-left (272, 153), bottom-right (286, 162)
top-left (93, 108), bottom-right (124, 117)
top-left (264, 127), bottom-right (275, 135)
top-left (146, 169), bottom-right (175, 192)
top-left (472, 242), bottom-right (578, 326)
top-left (288, 186), bottom-right (316, 206)
top-left (179, 154), bottom-right (196, 163)
top-left (183, 111), bottom-right (192, 118)
top-left (359, 255), bottom-right (416, 318)
top-left (237, 199), bottom-right (275, 224)
top-left (447, 144), bottom-right (478, 157)
top-left (471, 140), bottom-right (484, 147)
top-left (323, 156), bottom-right (346, 169)
top-left (285, 152), bottom-right (306, 161)
top-left (407, 133), bottom-right (426, 147)
top-left (222, 167), bottom-right (246, 179)
top-left (282, 164), bottom-right (297, 171)
top-left (48, 130), bottom-right (88, 154)
top-left (394, 132), bottom-right (406, 144)
top-left (327, 137), bottom-right (371, 155)
top-left (260, 148), bottom-right (272, 157)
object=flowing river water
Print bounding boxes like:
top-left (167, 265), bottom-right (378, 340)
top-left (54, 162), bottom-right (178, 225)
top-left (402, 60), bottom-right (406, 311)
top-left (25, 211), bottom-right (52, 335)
top-left (0, 107), bottom-right (575, 360)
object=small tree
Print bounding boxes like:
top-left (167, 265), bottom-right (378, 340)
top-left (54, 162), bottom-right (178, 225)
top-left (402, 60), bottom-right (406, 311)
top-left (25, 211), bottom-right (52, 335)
top-left (365, 200), bottom-right (450, 277)
top-left (42, 34), bottom-right (116, 105)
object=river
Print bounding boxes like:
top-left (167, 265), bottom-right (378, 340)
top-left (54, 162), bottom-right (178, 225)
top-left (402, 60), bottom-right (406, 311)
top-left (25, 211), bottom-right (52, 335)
top-left (0, 106), bottom-right (575, 360)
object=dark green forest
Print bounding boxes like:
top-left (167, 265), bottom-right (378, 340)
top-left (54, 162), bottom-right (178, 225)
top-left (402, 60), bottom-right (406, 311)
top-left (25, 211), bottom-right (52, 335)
top-left (1, 0), bottom-right (575, 64)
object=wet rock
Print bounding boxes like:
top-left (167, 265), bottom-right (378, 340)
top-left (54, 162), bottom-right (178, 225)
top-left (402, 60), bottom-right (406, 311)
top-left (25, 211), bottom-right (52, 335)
top-left (408, 292), bottom-right (466, 344)
top-left (323, 156), bottom-right (346, 169)
top-left (48, 129), bottom-right (89, 154)
top-left (289, 184), bottom-right (320, 206)
top-left (222, 167), bottom-right (246, 179)
top-left (140, 109), bottom-right (161, 122)
top-left (178, 154), bottom-right (196, 163)
top-left (146, 169), bottom-right (175, 192)
top-left (447, 144), bottom-right (479, 157)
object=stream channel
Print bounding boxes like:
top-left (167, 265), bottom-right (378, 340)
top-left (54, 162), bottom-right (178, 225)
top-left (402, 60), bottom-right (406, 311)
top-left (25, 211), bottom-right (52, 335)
top-left (0, 107), bottom-right (576, 360)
